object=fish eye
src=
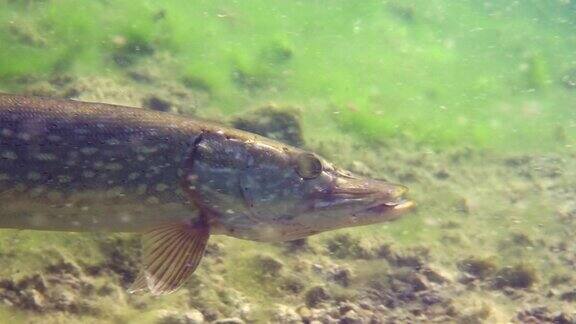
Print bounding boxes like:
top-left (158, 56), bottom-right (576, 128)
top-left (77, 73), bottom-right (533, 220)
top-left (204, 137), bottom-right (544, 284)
top-left (295, 153), bottom-right (323, 180)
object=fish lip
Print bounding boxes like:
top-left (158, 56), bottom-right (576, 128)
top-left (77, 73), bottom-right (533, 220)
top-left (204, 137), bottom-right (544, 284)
top-left (311, 177), bottom-right (412, 213)
top-left (363, 197), bottom-right (415, 214)
top-left (312, 189), bottom-right (414, 213)
top-left (393, 200), bottom-right (415, 210)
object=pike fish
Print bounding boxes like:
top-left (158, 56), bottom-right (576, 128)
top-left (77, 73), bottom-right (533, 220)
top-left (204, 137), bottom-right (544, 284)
top-left (0, 93), bottom-right (414, 294)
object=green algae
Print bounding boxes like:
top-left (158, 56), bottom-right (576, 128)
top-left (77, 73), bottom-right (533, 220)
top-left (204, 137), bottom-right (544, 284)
top-left (0, 1), bottom-right (576, 322)
top-left (1, 0), bottom-right (575, 149)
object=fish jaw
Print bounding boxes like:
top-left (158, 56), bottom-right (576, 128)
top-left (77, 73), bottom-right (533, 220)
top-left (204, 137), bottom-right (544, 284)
top-left (335, 176), bottom-right (414, 220)
top-left (295, 171), bottom-right (414, 233)
top-left (180, 130), bottom-right (414, 242)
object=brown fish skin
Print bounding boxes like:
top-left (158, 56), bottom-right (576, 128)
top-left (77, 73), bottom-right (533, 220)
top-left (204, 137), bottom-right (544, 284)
top-left (0, 94), bottom-right (200, 232)
top-left (0, 94), bottom-right (285, 232)
top-left (0, 93), bottom-right (413, 294)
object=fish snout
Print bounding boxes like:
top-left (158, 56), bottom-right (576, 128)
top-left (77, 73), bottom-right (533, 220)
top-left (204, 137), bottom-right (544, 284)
top-left (332, 175), bottom-right (414, 213)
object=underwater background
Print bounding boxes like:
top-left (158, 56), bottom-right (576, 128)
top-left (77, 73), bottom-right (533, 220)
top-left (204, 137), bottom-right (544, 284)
top-left (0, 0), bottom-right (575, 322)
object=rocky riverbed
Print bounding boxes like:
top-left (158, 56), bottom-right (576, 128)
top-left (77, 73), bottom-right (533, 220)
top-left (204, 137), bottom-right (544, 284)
top-left (0, 61), bottom-right (575, 323)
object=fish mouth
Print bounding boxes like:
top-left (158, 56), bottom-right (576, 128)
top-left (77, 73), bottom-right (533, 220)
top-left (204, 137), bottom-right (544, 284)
top-left (329, 178), bottom-right (415, 215)
top-left (364, 197), bottom-right (415, 213)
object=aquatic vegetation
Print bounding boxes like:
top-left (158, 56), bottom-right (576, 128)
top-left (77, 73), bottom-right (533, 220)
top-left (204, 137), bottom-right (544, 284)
top-left (1, 0), bottom-right (575, 149)
top-left (457, 257), bottom-right (497, 280)
top-left (0, 0), bottom-right (576, 322)
top-left (492, 264), bottom-right (537, 290)
top-left (231, 105), bottom-right (304, 147)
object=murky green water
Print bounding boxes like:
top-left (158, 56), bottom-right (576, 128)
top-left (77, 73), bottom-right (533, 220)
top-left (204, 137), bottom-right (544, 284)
top-left (0, 1), bottom-right (575, 323)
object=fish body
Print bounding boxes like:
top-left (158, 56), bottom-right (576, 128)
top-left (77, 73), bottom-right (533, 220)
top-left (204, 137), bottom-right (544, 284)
top-left (0, 94), bottom-right (199, 232)
top-left (0, 94), bottom-right (413, 294)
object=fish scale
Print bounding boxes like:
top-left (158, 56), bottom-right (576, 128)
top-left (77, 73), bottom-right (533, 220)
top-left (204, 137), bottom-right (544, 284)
top-left (0, 94), bottom-right (198, 232)
top-left (0, 93), bottom-right (413, 294)
top-left (1, 113), bottom-right (181, 196)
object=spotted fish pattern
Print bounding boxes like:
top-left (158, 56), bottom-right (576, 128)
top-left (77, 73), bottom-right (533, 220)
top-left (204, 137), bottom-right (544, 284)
top-left (0, 93), bottom-right (413, 295)
top-left (0, 94), bottom-right (201, 231)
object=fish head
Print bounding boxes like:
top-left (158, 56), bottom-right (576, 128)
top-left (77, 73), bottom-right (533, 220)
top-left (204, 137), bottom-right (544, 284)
top-left (284, 152), bottom-right (415, 236)
top-left (185, 132), bottom-right (414, 241)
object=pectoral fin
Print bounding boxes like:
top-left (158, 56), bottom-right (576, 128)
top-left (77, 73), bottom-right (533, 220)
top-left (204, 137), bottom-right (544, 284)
top-left (129, 223), bottom-right (209, 295)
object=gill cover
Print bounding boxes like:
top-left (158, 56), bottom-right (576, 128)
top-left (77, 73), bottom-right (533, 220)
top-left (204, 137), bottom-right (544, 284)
top-left (182, 131), bottom-right (413, 242)
top-left (183, 132), bottom-right (306, 223)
